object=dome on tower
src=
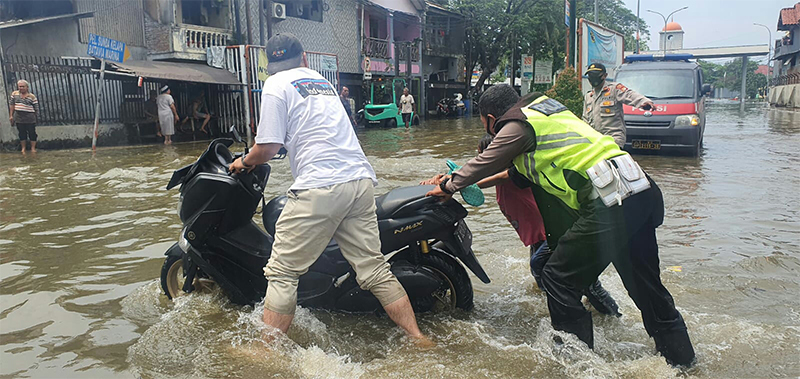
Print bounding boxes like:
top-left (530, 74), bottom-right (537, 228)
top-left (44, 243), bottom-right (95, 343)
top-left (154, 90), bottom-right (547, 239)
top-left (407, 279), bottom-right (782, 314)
top-left (663, 22), bottom-right (683, 31)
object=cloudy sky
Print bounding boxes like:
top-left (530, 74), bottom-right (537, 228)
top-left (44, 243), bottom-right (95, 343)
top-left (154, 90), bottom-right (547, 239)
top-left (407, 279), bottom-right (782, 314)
top-left (618, 0), bottom-right (791, 64)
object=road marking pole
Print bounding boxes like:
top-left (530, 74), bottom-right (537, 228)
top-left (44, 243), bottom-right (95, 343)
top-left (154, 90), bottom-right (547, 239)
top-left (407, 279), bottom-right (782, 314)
top-left (91, 58), bottom-right (106, 152)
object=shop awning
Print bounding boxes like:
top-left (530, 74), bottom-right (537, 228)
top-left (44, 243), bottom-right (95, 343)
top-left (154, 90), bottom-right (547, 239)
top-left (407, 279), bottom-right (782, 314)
top-left (0, 12), bottom-right (93, 30)
top-left (110, 60), bottom-right (243, 86)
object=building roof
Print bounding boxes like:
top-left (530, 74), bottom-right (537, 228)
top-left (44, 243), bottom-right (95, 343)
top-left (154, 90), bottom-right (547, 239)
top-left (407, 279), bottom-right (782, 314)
top-left (778, 2), bottom-right (800, 30)
top-left (109, 61), bottom-right (243, 86)
top-left (426, 1), bottom-right (462, 18)
top-left (662, 22), bottom-right (683, 31)
top-left (0, 12), bottom-right (93, 30)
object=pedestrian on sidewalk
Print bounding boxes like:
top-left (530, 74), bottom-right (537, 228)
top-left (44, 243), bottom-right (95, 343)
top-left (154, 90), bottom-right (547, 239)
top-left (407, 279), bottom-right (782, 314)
top-left (340, 86), bottom-right (356, 127)
top-left (157, 85), bottom-right (179, 145)
top-left (9, 80), bottom-right (39, 154)
top-left (228, 33), bottom-right (431, 345)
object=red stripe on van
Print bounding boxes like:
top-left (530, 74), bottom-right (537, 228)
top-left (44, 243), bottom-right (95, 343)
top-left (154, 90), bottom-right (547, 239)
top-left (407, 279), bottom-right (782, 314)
top-left (623, 103), bottom-right (696, 115)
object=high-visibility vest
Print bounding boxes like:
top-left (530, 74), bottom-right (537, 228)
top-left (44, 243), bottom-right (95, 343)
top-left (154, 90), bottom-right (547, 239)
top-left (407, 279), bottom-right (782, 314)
top-left (512, 96), bottom-right (626, 210)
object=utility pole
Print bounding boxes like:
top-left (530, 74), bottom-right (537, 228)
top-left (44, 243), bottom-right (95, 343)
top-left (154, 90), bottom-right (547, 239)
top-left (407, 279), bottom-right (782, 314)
top-left (568, 0), bottom-right (576, 67)
top-left (754, 23), bottom-right (772, 78)
top-left (635, 0), bottom-right (641, 53)
top-left (740, 56), bottom-right (748, 111)
top-left (647, 6), bottom-right (688, 51)
top-left (594, 0), bottom-right (598, 23)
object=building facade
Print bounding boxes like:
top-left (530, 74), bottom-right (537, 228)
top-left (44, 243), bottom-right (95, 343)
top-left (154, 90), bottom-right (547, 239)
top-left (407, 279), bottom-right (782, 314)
top-left (769, 2), bottom-right (800, 108)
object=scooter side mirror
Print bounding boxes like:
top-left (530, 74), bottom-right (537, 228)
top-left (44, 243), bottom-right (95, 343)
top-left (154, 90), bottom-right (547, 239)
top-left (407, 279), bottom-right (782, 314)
top-left (230, 125), bottom-right (244, 144)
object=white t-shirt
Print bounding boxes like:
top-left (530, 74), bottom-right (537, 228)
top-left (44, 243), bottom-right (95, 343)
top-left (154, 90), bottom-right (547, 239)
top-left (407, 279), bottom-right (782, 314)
top-left (255, 67), bottom-right (377, 190)
top-left (400, 94), bottom-right (414, 113)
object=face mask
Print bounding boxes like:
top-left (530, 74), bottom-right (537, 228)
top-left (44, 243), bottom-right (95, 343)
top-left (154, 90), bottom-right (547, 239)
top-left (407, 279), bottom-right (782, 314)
top-left (588, 75), bottom-right (605, 87)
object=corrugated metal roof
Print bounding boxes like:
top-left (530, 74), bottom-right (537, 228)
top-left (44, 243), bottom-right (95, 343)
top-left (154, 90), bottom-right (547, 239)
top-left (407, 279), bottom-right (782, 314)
top-left (110, 61), bottom-right (243, 86)
top-left (778, 3), bottom-right (800, 30)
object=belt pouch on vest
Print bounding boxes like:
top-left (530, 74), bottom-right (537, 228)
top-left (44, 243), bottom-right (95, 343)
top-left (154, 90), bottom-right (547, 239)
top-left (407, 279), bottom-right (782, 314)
top-left (586, 160), bottom-right (623, 207)
top-left (610, 155), bottom-right (650, 195)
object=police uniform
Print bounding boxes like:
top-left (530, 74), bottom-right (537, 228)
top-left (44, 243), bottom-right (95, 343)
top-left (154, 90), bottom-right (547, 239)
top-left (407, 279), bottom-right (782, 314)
top-left (582, 70), bottom-right (651, 148)
top-left (446, 92), bottom-right (695, 366)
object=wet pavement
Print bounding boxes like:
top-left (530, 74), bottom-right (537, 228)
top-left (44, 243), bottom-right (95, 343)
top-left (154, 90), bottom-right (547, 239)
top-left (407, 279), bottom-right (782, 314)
top-left (1, 101), bottom-right (799, 378)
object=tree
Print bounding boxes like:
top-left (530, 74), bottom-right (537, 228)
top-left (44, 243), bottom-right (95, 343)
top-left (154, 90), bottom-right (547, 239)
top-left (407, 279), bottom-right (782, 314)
top-left (576, 0), bottom-right (650, 52)
top-left (545, 67), bottom-right (584, 116)
top-left (721, 58), bottom-right (765, 99)
top-left (698, 60), bottom-right (724, 88)
top-left (453, 0), bottom-right (535, 95)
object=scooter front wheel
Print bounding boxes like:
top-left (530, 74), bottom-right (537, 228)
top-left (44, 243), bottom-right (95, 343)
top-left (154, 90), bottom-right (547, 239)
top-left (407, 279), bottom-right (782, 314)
top-left (161, 248), bottom-right (211, 300)
top-left (392, 249), bottom-right (474, 312)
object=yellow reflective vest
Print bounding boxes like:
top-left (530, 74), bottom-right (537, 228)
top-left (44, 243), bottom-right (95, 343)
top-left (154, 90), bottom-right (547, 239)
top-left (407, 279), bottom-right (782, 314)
top-left (512, 96), bottom-right (626, 210)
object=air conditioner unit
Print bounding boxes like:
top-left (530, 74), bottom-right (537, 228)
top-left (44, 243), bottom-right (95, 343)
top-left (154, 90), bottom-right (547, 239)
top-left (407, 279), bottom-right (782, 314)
top-left (272, 3), bottom-right (286, 19)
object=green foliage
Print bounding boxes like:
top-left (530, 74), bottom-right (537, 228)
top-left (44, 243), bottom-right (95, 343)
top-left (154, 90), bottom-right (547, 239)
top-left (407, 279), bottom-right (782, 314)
top-left (446, 0), bottom-right (648, 94)
top-left (545, 67), bottom-right (584, 116)
top-left (699, 58), bottom-right (768, 99)
top-left (576, 0), bottom-right (650, 51)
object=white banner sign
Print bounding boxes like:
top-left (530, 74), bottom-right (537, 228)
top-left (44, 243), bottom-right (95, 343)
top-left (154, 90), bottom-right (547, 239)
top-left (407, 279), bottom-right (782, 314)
top-left (534, 60), bottom-right (553, 84)
top-left (522, 55), bottom-right (533, 79)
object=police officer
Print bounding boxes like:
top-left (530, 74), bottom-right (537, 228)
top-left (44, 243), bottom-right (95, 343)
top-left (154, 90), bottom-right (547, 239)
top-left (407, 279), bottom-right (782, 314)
top-left (582, 63), bottom-right (654, 148)
top-left (425, 85), bottom-right (695, 367)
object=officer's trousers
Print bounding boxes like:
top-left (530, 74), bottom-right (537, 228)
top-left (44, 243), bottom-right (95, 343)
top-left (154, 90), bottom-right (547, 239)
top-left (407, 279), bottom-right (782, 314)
top-left (539, 179), bottom-right (695, 366)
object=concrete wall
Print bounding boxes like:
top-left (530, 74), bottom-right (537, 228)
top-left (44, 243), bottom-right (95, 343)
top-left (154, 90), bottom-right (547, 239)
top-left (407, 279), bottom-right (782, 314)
top-left (768, 84), bottom-right (800, 108)
top-left (272, 0), bottom-right (361, 74)
top-left (0, 122), bottom-right (130, 149)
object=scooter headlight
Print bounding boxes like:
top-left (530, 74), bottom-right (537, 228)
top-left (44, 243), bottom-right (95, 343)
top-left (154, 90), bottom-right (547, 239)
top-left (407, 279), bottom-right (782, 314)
top-left (178, 227), bottom-right (191, 252)
top-left (675, 114), bottom-right (700, 127)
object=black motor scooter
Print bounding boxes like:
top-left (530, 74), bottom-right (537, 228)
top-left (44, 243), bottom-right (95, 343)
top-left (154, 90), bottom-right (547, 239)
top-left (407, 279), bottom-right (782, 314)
top-left (160, 135), bottom-right (490, 313)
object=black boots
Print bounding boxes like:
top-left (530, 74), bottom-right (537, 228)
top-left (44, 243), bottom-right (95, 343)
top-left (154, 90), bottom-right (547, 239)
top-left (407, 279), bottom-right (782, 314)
top-left (585, 280), bottom-right (622, 317)
top-left (653, 329), bottom-right (696, 367)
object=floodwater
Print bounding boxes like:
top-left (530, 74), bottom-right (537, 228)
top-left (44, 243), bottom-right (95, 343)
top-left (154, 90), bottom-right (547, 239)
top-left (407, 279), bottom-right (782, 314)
top-left (1, 101), bottom-right (799, 378)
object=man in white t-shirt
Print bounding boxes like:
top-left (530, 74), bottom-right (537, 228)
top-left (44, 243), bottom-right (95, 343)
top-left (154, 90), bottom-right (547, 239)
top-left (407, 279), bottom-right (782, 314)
top-left (399, 87), bottom-right (414, 128)
top-left (229, 33), bottom-right (428, 344)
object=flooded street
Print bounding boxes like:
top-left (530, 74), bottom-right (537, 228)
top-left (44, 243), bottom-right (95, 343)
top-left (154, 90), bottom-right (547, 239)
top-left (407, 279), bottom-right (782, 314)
top-left (1, 101), bottom-right (799, 378)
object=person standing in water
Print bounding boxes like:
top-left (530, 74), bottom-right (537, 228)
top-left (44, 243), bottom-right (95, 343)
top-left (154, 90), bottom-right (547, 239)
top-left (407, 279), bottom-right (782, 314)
top-left (157, 85), bottom-right (179, 145)
top-left (399, 87), bottom-right (414, 128)
top-left (9, 80), bottom-right (39, 154)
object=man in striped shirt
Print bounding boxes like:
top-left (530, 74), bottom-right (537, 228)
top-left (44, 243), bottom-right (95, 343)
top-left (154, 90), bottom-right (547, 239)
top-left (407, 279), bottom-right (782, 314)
top-left (9, 80), bottom-right (39, 153)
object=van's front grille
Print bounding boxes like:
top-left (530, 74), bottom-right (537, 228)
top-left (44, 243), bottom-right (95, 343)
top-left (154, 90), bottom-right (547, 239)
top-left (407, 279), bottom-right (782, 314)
top-left (366, 108), bottom-right (383, 116)
top-left (625, 120), bottom-right (671, 127)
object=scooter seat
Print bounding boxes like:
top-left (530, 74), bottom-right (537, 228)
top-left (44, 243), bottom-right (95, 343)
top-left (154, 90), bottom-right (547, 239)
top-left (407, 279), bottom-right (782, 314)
top-left (375, 185), bottom-right (434, 220)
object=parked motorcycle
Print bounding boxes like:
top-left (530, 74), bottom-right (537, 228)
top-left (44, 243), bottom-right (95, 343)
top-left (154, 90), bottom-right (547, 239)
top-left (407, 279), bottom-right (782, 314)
top-left (160, 134), bottom-right (490, 313)
top-left (436, 94), bottom-right (465, 118)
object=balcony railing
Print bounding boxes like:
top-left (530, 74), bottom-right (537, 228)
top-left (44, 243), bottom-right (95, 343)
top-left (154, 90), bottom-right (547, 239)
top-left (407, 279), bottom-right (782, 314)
top-left (363, 37), bottom-right (390, 59)
top-left (770, 72), bottom-right (800, 86)
top-left (396, 41), bottom-right (420, 62)
top-left (424, 30), bottom-right (462, 56)
top-left (174, 24), bottom-right (233, 54)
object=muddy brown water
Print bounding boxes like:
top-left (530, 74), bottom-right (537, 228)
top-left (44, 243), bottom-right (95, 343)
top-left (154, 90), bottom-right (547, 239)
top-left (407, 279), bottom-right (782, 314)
top-left (1, 101), bottom-right (799, 378)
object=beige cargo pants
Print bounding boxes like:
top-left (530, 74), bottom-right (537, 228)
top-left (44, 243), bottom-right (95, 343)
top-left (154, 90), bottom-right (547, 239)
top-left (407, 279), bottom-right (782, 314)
top-left (263, 178), bottom-right (407, 315)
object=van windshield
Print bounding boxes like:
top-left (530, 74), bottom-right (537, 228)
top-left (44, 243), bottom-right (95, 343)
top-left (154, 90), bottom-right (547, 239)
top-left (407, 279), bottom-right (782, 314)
top-left (615, 69), bottom-right (695, 99)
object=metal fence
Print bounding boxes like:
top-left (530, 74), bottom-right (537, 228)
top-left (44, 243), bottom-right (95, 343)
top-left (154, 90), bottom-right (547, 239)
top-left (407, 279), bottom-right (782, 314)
top-left (3, 55), bottom-right (124, 126)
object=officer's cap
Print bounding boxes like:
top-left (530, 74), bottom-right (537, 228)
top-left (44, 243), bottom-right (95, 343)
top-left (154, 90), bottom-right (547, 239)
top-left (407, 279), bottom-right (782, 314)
top-left (585, 63), bottom-right (606, 75)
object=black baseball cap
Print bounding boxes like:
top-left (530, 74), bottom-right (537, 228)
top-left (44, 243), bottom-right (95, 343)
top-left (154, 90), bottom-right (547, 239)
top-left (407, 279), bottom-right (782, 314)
top-left (584, 62), bottom-right (606, 76)
top-left (265, 33), bottom-right (304, 74)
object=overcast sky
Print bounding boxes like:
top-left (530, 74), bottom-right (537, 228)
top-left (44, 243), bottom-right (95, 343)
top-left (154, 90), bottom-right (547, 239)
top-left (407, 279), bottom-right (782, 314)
top-left (618, 0), bottom-right (791, 64)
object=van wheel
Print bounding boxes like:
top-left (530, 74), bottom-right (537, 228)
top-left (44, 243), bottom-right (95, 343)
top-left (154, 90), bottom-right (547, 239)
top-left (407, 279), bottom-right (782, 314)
top-left (387, 118), bottom-right (397, 128)
top-left (412, 114), bottom-right (420, 125)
